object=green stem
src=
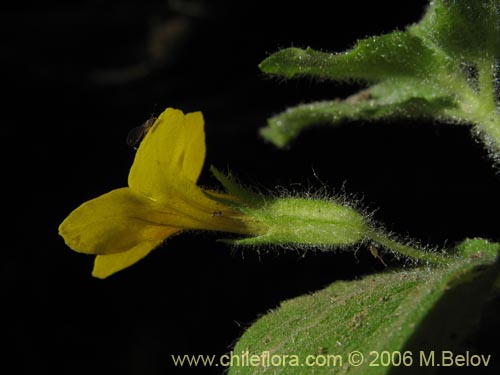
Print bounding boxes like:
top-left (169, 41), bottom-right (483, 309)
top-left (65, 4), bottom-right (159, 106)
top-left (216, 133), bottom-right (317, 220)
top-left (367, 230), bottom-right (451, 265)
top-left (448, 59), bottom-right (500, 155)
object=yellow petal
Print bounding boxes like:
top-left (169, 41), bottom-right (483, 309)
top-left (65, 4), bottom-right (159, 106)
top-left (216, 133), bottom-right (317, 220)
top-left (59, 188), bottom-right (181, 255)
top-left (128, 108), bottom-right (206, 199)
top-left (91, 233), bottom-right (177, 279)
top-left (182, 111), bottom-right (205, 182)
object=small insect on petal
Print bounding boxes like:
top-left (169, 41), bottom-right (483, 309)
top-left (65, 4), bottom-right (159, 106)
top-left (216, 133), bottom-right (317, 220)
top-left (126, 117), bottom-right (157, 149)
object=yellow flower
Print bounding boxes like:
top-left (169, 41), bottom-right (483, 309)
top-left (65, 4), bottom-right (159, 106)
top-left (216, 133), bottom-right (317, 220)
top-left (59, 108), bottom-right (262, 278)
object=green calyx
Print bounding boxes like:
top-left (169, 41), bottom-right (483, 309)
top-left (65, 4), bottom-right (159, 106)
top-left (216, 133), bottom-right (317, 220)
top-left (233, 197), bottom-right (367, 247)
top-left (212, 167), bottom-right (451, 265)
top-left (210, 166), bottom-right (367, 247)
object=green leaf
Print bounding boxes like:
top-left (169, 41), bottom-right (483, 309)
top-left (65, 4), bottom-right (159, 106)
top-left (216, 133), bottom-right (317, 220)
top-left (261, 85), bottom-right (456, 147)
top-left (259, 0), bottom-right (500, 154)
top-left (413, 0), bottom-right (500, 59)
top-left (455, 237), bottom-right (500, 257)
top-left (259, 33), bottom-right (444, 82)
top-left (229, 244), bottom-right (499, 375)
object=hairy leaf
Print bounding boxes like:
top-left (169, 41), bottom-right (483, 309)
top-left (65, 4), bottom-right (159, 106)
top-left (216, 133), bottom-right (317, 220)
top-left (260, 0), bottom-right (500, 154)
top-left (229, 241), bottom-right (499, 374)
top-left (413, 0), bottom-right (500, 59)
top-left (259, 33), bottom-right (442, 82)
top-left (262, 88), bottom-right (455, 147)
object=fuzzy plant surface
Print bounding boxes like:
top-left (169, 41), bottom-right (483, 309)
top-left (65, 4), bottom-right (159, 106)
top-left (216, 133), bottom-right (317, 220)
top-left (229, 239), bottom-right (499, 375)
top-left (259, 0), bottom-right (500, 160)
top-left (229, 1), bottom-right (500, 374)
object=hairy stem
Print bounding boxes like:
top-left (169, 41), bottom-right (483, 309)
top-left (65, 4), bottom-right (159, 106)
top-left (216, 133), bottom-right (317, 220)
top-left (367, 230), bottom-right (451, 265)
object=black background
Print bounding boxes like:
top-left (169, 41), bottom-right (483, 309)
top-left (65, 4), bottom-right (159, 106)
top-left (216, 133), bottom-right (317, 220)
top-left (4, 0), bottom-right (500, 374)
